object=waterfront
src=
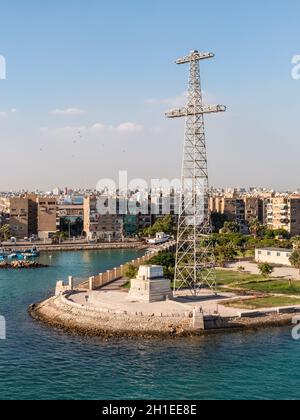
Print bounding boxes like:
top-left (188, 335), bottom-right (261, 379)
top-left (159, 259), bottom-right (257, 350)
top-left (0, 250), bottom-right (300, 400)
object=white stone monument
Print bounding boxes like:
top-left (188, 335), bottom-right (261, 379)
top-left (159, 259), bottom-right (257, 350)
top-left (128, 265), bottom-right (172, 303)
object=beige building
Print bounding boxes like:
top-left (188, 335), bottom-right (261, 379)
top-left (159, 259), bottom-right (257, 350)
top-left (266, 196), bottom-right (300, 236)
top-left (83, 196), bottom-right (122, 241)
top-left (244, 196), bottom-right (264, 223)
top-left (37, 197), bottom-right (58, 239)
top-left (57, 203), bottom-right (83, 219)
top-left (0, 197), bottom-right (29, 239)
top-left (209, 194), bottom-right (245, 224)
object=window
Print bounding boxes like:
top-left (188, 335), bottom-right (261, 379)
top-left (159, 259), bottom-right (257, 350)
top-left (277, 252), bottom-right (281, 257)
top-left (258, 251), bottom-right (262, 255)
top-left (267, 252), bottom-right (271, 256)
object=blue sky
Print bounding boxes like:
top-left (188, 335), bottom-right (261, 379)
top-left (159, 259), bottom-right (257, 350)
top-left (0, 0), bottom-right (299, 190)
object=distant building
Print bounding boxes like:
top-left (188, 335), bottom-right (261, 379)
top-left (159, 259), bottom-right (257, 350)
top-left (0, 197), bottom-right (29, 239)
top-left (244, 196), bottom-right (264, 224)
top-left (255, 248), bottom-right (293, 266)
top-left (37, 197), bottom-right (58, 239)
top-left (265, 196), bottom-right (300, 236)
top-left (57, 202), bottom-right (84, 237)
top-left (83, 196), bottom-right (123, 241)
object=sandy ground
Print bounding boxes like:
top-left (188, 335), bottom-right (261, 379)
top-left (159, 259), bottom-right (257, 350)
top-left (226, 261), bottom-right (300, 280)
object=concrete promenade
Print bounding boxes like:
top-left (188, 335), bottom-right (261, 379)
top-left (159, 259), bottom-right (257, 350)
top-left (69, 289), bottom-right (239, 318)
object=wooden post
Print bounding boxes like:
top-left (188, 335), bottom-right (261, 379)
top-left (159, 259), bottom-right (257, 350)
top-left (68, 276), bottom-right (74, 290)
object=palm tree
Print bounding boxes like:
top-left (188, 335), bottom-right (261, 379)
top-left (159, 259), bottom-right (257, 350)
top-left (249, 218), bottom-right (262, 237)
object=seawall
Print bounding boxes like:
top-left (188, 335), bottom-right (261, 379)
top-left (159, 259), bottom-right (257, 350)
top-left (29, 293), bottom-right (297, 339)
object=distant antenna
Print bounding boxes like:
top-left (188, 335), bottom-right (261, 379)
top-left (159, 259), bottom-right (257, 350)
top-left (166, 50), bottom-right (226, 296)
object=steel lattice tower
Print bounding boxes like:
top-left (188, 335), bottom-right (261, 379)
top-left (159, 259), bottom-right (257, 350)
top-left (166, 50), bottom-right (226, 296)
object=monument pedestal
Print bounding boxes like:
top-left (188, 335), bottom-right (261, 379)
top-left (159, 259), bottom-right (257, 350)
top-left (128, 265), bottom-right (172, 303)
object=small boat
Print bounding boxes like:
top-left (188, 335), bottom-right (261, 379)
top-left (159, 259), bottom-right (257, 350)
top-left (7, 253), bottom-right (18, 260)
top-left (23, 250), bottom-right (40, 258)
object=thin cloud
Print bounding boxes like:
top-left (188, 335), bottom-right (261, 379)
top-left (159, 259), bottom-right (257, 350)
top-left (145, 92), bottom-right (187, 107)
top-left (145, 90), bottom-right (216, 107)
top-left (115, 122), bottom-right (144, 133)
top-left (0, 109), bottom-right (17, 118)
top-left (41, 121), bottom-right (145, 136)
top-left (52, 108), bottom-right (85, 116)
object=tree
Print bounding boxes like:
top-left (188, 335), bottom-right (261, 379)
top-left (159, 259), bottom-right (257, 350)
top-left (148, 252), bottom-right (175, 280)
top-left (220, 221), bottom-right (240, 234)
top-left (0, 224), bottom-right (11, 241)
top-left (124, 264), bottom-right (138, 279)
top-left (273, 229), bottom-right (290, 239)
top-left (214, 244), bottom-right (238, 266)
top-left (258, 263), bottom-right (274, 278)
top-left (211, 212), bottom-right (227, 233)
top-left (51, 231), bottom-right (68, 244)
top-left (292, 236), bottom-right (300, 251)
top-left (290, 250), bottom-right (300, 275)
top-left (144, 215), bottom-right (174, 237)
top-left (249, 218), bottom-right (263, 238)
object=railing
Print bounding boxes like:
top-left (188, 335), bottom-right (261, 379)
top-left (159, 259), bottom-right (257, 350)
top-left (76, 241), bottom-right (176, 291)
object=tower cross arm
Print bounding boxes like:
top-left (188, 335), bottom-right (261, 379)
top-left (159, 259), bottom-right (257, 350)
top-left (165, 104), bottom-right (226, 119)
top-left (175, 51), bottom-right (215, 65)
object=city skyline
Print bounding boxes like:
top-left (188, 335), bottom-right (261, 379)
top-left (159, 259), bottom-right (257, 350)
top-left (0, 0), bottom-right (300, 190)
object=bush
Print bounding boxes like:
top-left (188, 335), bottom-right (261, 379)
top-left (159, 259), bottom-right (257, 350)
top-left (258, 263), bottom-right (274, 278)
top-left (124, 264), bottom-right (138, 279)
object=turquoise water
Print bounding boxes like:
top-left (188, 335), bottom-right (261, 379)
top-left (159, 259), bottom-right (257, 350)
top-left (0, 250), bottom-right (300, 400)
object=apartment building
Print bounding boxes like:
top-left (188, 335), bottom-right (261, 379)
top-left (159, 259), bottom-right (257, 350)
top-left (57, 202), bottom-right (84, 237)
top-left (26, 194), bottom-right (38, 237)
top-left (37, 197), bottom-right (58, 239)
top-left (83, 196), bottom-right (123, 241)
top-left (0, 197), bottom-right (29, 239)
top-left (210, 193), bottom-right (265, 227)
top-left (244, 196), bottom-right (264, 224)
top-left (209, 194), bottom-right (245, 225)
top-left (266, 196), bottom-right (300, 237)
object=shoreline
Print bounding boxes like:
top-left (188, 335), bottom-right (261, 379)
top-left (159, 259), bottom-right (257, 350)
top-left (29, 294), bottom-right (297, 339)
top-left (1, 242), bottom-right (147, 253)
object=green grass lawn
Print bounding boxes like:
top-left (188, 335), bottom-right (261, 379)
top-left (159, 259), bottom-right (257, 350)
top-left (238, 279), bottom-right (300, 295)
top-left (215, 270), bottom-right (263, 286)
top-left (124, 269), bottom-right (300, 299)
top-left (224, 295), bottom-right (300, 310)
top-left (216, 270), bottom-right (300, 296)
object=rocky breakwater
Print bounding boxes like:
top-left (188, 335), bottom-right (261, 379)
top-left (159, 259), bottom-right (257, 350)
top-left (29, 292), bottom-right (195, 338)
top-left (0, 260), bottom-right (48, 269)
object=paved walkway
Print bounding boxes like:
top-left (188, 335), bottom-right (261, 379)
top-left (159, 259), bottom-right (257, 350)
top-left (69, 289), bottom-right (242, 317)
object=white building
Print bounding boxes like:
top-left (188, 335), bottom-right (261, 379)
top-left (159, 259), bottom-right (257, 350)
top-left (255, 248), bottom-right (293, 266)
